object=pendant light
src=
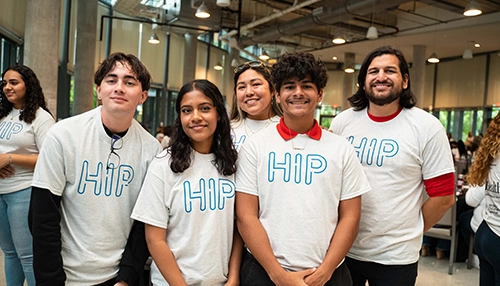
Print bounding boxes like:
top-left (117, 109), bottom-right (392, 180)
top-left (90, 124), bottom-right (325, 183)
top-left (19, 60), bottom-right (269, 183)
top-left (195, 2), bottom-right (210, 18)
top-left (463, 0), bottom-right (482, 16)
top-left (148, 33), bottom-right (160, 44)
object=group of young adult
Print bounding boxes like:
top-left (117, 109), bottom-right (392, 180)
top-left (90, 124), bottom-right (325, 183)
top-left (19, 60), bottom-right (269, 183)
top-left (1, 45), bottom-right (497, 286)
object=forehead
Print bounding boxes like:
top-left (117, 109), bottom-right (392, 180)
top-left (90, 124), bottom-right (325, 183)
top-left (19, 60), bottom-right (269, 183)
top-left (368, 54), bottom-right (401, 70)
top-left (107, 61), bottom-right (134, 76)
top-left (282, 75), bottom-right (312, 84)
top-left (238, 69), bottom-right (266, 81)
top-left (181, 89), bottom-right (213, 105)
top-left (3, 70), bottom-right (22, 80)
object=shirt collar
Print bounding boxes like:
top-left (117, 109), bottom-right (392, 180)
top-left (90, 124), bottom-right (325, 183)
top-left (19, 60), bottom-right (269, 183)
top-left (277, 117), bottom-right (322, 140)
top-left (367, 107), bottom-right (403, 122)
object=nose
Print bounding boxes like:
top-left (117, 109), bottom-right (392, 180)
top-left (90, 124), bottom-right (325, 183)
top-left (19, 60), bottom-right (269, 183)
top-left (375, 70), bottom-right (388, 81)
top-left (245, 85), bottom-right (254, 96)
top-left (191, 109), bottom-right (202, 121)
top-left (114, 80), bottom-right (126, 93)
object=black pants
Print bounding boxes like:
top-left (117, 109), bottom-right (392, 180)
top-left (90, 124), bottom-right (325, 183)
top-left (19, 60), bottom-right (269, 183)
top-left (346, 256), bottom-right (418, 286)
top-left (240, 250), bottom-right (352, 286)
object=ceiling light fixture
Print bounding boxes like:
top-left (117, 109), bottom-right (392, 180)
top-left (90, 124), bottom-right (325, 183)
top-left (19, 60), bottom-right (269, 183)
top-left (216, 0), bottom-right (230, 7)
top-left (259, 50), bottom-right (270, 61)
top-left (148, 33), bottom-right (160, 44)
top-left (195, 2), bottom-right (210, 18)
top-left (231, 58), bottom-right (239, 67)
top-left (366, 0), bottom-right (378, 40)
top-left (214, 62), bottom-right (223, 70)
top-left (344, 67), bottom-right (355, 73)
top-left (462, 48), bottom-right (473, 60)
top-left (332, 36), bottom-right (346, 44)
top-left (427, 52), bottom-right (440, 63)
top-left (463, 0), bottom-right (482, 16)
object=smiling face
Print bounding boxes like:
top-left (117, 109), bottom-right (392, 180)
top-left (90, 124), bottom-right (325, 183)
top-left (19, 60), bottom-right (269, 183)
top-left (277, 75), bottom-right (322, 121)
top-left (2, 70), bottom-right (26, 109)
top-left (235, 69), bottom-right (274, 120)
top-left (364, 54), bottom-right (408, 107)
top-left (180, 89), bottom-right (219, 154)
top-left (96, 61), bottom-right (148, 118)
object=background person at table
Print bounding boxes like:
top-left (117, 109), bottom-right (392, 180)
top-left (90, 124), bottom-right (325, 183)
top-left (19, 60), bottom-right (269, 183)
top-left (236, 52), bottom-right (371, 286)
top-left (132, 79), bottom-right (240, 285)
top-left (329, 45), bottom-right (455, 286)
top-left (0, 65), bottom-right (54, 286)
top-left (29, 52), bottom-right (161, 286)
top-left (230, 60), bottom-right (282, 152)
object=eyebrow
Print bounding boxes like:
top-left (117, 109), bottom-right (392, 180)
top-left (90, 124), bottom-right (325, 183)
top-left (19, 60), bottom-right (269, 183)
top-left (237, 77), bottom-right (263, 86)
top-left (105, 73), bottom-right (139, 81)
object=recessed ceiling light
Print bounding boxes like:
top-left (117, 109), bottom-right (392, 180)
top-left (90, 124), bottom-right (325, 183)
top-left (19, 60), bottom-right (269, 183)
top-left (332, 56), bottom-right (338, 60)
top-left (474, 43), bottom-right (480, 48)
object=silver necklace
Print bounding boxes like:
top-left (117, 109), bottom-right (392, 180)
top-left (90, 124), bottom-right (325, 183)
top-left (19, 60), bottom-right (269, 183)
top-left (10, 109), bottom-right (20, 120)
top-left (244, 118), bottom-right (271, 135)
top-left (289, 129), bottom-right (308, 150)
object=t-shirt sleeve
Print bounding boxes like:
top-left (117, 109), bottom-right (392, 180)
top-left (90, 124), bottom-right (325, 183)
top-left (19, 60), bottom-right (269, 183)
top-left (340, 141), bottom-right (371, 200)
top-left (32, 129), bottom-right (66, 195)
top-left (421, 121), bottom-right (455, 180)
top-left (235, 141), bottom-right (259, 196)
top-left (131, 159), bottom-right (170, 228)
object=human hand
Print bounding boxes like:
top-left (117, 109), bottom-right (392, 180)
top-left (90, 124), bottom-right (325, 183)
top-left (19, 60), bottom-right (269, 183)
top-left (272, 268), bottom-right (316, 286)
top-left (0, 154), bottom-right (11, 169)
top-left (0, 165), bottom-right (15, 179)
top-left (114, 281), bottom-right (128, 286)
top-left (304, 267), bottom-right (332, 286)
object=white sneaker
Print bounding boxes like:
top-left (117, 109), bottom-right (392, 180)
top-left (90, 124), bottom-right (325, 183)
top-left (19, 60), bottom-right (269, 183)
top-left (471, 254), bottom-right (480, 269)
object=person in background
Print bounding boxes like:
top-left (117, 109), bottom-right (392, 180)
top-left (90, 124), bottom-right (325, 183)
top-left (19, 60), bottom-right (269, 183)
top-left (458, 184), bottom-right (485, 269)
top-left (160, 125), bottom-right (173, 150)
top-left (28, 52), bottom-right (162, 286)
top-left (466, 112), bottom-right (500, 285)
top-left (132, 79), bottom-right (240, 285)
top-left (236, 52), bottom-right (371, 285)
top-left (230, 60), bottom-right (282, 152)
top-left (329, 45), bottom-right (455, 286)
top-left (0, 65), bottom-right (55, 286)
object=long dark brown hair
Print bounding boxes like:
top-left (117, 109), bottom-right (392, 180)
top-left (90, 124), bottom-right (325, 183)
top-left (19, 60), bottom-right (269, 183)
top-left (0, 65), bottom-right (51, 123)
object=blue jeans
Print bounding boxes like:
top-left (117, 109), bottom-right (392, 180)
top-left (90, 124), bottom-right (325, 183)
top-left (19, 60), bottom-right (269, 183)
top-left (0, 187), bottom-right (36, 286)
top-left (475, 221), bottom-right (500, 286)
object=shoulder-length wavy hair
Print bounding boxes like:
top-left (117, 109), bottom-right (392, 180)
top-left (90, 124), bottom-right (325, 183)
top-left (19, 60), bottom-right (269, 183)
top-left (348, 45), bottom-right (416, 111)
top-left (0, 65), bottom-right (51, 123)
top-left (466, 113), bottom-right (500, 186)
top-left (168, 79), bottom-right (237, 176)
top-left (230, 61), bottom-right (282, 122)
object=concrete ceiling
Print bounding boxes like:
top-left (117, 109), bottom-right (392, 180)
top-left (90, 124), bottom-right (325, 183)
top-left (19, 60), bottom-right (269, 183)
top-left (113, 0), bottom-right (500, 65)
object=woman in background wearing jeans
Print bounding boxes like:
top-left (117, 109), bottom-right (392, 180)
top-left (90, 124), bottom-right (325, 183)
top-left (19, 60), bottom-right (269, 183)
top-left (0, 65), bottom-right (54, 285)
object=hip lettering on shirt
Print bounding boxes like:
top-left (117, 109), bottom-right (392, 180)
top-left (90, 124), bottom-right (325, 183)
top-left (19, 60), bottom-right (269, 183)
top-left (183, 178), bottom-right (235, 212)
top-left (486, 181), bottom-right (500, 199)
top-left (267, 152), bottom-right (327, 185)
top-left (0, 121), bottom-right (23, 140)
top-left (77, 161), bottom-right (134, 197)
top-left (232, 134), bottom-right (247, 151)
top-left (346, 136), bottom-right (399, 167)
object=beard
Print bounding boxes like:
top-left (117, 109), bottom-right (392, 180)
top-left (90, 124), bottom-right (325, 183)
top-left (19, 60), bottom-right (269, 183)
top-left (366, 87), bottom-right (401, 106)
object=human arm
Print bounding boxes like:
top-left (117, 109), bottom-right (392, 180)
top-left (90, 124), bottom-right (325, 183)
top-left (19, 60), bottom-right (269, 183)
top-left (0, 153), bottom-right (38, 170)
top-left (465, 185), bottom-right (486, 208)
top-left (235, 192), bottom-right (314, 286)
top-left (304, 196), bottom-right (361, 286)
top-left (145, 224), bottom-right (188, 286)
top-left (225, 225), bottom-right (243, 286)
top-left (115, 220), bottom-right (150, 286)
top-left (28, 186), bottom-right (65, 286)
top-left (422, 172), bottom-right (455, 232)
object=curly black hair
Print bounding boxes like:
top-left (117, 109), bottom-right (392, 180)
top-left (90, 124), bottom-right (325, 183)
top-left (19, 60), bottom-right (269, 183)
top-left (271, 52), bottom-right (328, 93)
top-left (0, 65), bottom-right (51, 124)
top-left (348, 45), bottom-right (416, 110)
top-left (168, 79), bottom-right (237, 176)
top-left (94, 52), bottom-right (151, 91)
top-left (230, 61), bottom-right (282, 122)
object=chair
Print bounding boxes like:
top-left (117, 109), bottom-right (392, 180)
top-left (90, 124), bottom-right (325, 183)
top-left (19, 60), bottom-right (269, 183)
top-left (467, 232), bottom-right (475, 269)
top-left (423, 192), bottom-right (459, 275)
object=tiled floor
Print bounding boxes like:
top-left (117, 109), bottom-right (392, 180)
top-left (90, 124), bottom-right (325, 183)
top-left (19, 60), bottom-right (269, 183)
top-left (0, 251), bottom-right (479, 286)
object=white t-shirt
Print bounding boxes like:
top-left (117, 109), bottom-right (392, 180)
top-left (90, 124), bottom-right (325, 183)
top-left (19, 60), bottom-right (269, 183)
top-left (231, 116), bottom-right (280, 152)
top-left (330, 107), bottom-right (455, 265)
top-left (483, 156), bottom-right (500, 237)
top-left (465, 185), bottom-right (485, 232)
top-left (132, 150), bottom-right (235, 286)
top-left (32, 106), bottom-right (161, 285)
top-left (236, 125), bottom-right (371, 271)
top-left (0, 107), bottom-right (54, 194)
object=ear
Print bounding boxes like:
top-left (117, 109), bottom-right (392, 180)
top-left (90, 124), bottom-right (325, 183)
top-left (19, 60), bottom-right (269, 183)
top-left (96, 86), bottom-right (102, 100)
top-left (138, 90), bottom-right (148, 105)
top-left (403, 74), bottom-right (409, 89)
top-left (276, 93), bottom-right (282, 104)
top-left (317, 88), bottom-right (324, 103)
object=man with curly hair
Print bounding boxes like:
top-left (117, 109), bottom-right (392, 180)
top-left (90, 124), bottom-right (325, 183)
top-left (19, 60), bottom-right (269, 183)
top-left (236, 52), bottom-right (371, 285)
top-left (329, 45), bottom-right (455, 285)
